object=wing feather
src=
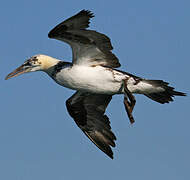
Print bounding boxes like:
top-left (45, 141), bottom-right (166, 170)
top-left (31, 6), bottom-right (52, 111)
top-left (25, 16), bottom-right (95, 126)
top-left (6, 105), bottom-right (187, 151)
top-left (48, 10), bottom-right (120, 68)
top-left (66, 91), bottom-right (116, 159)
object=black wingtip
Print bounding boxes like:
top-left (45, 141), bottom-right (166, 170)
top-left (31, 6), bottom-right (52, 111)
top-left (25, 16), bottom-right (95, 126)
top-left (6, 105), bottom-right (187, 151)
top-left (48, 9), bottom-right (94, 39)
top-left (104, 149), bottom-right (114, 159)
top-left (109, 154), bottom-right (114, 159)
top-left (79, 9), bottom-right (94, 18)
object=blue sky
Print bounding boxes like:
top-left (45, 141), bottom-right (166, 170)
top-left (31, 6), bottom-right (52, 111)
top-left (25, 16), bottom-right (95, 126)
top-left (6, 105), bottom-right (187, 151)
top-left (1, 0), bottom-right (189, 179)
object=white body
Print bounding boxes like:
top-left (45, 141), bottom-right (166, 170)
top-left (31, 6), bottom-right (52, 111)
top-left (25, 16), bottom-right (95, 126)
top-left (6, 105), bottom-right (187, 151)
top-left (48, 64), bottom-right (163, 95)
top-left (54, 65), bottom-right (124, 94)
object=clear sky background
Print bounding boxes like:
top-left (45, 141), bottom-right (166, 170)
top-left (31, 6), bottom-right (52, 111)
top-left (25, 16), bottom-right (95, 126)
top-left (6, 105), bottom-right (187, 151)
top-left (1, 0), bottom-right (189, 180)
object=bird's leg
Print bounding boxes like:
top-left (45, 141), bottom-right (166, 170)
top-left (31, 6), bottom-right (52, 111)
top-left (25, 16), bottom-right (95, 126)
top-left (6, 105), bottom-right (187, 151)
top-left (124, 96), bottom-right (135, 124)
top-left (123, 79), bottom-right (136, 124)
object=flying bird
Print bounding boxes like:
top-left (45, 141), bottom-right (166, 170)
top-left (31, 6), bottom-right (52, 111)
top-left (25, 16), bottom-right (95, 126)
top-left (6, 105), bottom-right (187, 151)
top-left (5, 10), bottom-right (186, 159)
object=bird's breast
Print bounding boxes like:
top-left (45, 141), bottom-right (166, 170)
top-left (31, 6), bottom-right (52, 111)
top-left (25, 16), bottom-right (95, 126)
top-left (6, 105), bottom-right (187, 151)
top-left (52, 65), bottom-right (124, 94)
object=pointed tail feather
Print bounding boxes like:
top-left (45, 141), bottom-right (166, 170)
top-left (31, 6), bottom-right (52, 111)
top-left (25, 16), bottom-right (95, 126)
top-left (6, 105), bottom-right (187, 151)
top-left (143, 80), bottom-right (186, 104)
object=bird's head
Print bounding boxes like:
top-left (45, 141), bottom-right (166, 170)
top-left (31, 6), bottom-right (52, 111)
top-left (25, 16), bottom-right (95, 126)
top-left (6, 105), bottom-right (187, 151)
top-left (5, 54), bottom-right (60, 80)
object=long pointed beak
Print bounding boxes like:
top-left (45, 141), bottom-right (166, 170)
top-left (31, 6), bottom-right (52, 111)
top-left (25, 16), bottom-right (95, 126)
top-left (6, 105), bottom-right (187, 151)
top-left (5, 64), bottom-right (30, 80)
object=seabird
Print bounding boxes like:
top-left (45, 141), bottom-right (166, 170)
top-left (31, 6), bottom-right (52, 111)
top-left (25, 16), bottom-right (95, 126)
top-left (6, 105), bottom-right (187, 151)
top-left (5, 10), bottom-right (186, 159)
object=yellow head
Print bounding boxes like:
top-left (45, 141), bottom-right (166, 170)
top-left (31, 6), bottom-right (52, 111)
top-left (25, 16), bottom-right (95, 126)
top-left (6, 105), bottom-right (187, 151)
top-left (5, 54), bottom-right (60, 80)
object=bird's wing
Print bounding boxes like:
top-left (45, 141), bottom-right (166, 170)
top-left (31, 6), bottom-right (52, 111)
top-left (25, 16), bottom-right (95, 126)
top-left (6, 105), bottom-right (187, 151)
top-left (66, 91), bottom-right (116, 159)
top-left (48, 10), bottom-right (120, 68)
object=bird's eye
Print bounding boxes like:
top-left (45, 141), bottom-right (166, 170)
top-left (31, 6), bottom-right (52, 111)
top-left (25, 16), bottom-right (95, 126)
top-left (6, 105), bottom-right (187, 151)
top-left (24, 61), bottom-right (31, 66)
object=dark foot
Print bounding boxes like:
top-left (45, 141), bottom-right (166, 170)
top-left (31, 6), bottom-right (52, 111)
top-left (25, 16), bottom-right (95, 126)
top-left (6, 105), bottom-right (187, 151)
top-left (123, 79), bottom-right (136, 124)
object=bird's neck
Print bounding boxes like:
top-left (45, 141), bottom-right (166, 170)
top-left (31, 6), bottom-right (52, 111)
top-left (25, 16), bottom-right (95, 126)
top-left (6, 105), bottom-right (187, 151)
top-left (42, 58), bottom-right (60, 70)
top-left (44, 60), bottom-right (72, 77)
top-left (40, 56), bottom-right (60, 75)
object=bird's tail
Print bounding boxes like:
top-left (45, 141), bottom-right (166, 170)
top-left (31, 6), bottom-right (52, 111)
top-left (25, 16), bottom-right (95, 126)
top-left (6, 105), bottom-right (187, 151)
top-left (141, 80), bottom-right (186, 104)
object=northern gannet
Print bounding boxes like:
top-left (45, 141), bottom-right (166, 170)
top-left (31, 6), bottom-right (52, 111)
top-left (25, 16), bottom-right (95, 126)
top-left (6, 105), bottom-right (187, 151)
top-left (5, 10), bottom-right (186, 159)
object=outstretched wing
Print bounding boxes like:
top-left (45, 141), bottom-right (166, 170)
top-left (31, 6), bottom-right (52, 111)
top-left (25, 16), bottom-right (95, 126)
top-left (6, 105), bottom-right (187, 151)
top-left (66, 91), bottom-right (116, 159)
top-left (48, 10), bottom-right (120, 68)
